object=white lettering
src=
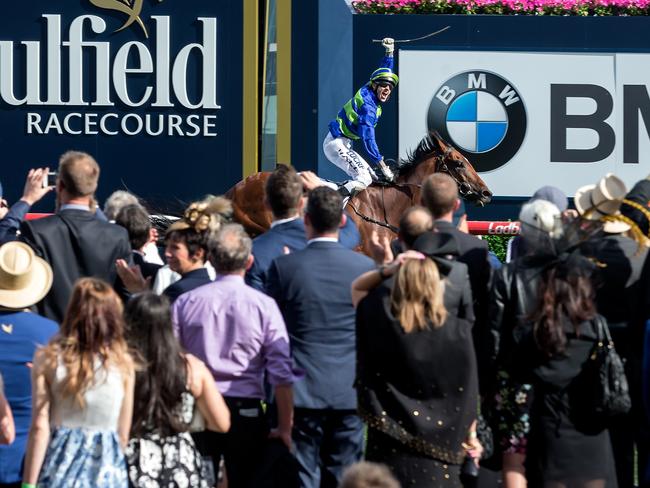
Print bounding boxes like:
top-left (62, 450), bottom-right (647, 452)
top-left (168, 114), bottom-right (183, 136)
top-left (100, 113), bottom-right (119, 135)
top-left (121, 113), bottom-right (143, 135)
top-left (151, 16), bottom-right (173, 108)
top-left (185, 114), bottom-right (201, 137)
top-left (63, 113), bottom-right (82, 135)
top-left (145, 114), bottom-right (165, 136)
top-left (44, 15), bottom-right (63, 105)
top-left (26, 113), bottom-right (43, 134)
top-left (435, 86), bottom-right (455, 106)
top-left (499, 84), bottom-right (520, 107)
top-left (468, 73), bottom-right (486, 90)
top-left (113, 42), bottom-right (154, 107)
top-left (44, 113), bottom-right (63, 134)
top-left (63, 15), bottom-right (108, 105)
top-left (172, 17), bottom-right (220, 109)
top-left (84, 113), bottom-right (98, 134)
top-left (0, 41), bottom-right (29, 105)
top-left (25, 112), bottom-right (218, 137)
top-left (204, 115), bottom-right (217, 136)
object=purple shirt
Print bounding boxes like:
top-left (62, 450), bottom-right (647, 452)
top-left (172, 274), bottom-right (294, 399)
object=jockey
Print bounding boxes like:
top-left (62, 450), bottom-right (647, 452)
top-left (324, 37), bottom-right (398, 200)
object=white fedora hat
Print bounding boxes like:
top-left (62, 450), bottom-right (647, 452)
top-left (0, 242), bottom-right (53, 309)
top-left (575, 173), bottom-right (631, 234)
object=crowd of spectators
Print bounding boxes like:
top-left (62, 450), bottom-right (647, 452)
top-left (1, 150), bottom-right (650, 488)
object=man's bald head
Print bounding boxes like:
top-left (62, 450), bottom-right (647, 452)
top-left (58, 151), bottom-right (100, 198)
top-left (399, 206), bottom-right (433, 249)
top-left (421, 173), bottom-right (459, 219)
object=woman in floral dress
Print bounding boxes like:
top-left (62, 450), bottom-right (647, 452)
top-left (124, 292), bottom-right (231, 487)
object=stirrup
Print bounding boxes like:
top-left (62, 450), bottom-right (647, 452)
top-left (338, 182), bottom-right (366, 200)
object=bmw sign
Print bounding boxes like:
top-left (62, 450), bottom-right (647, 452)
top-left (427, 71), bottom-right (527, 172)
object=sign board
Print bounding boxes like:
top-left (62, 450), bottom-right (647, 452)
top-left (399, 50), bottom-right (650, 197)
top-left (0, 0), bottom-right (243, 207)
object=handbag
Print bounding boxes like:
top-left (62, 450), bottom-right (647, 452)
top-left (576, 315), bottom-right (631, 423)
top-left (476, 413), bottom-right (494, 460)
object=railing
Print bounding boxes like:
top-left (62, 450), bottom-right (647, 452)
top-left (468, 221), bottom-right (520, 236)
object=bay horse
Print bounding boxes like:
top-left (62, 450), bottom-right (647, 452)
top-left (225, 131), bottom-right (492, 255)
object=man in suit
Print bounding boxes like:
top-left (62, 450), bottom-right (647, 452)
top-left (419, 174), bottom-right (499, 487)
top-left (420, 174), bottom-right (491, 372)
top-left (246, 165), bottom-right (360, 293)
top-left (20, 151), bottom-right (132, 322)
top-left (267, 187), bottom-right (375, 488)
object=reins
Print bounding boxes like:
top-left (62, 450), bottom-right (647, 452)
top-left (346, 182), bottom-right (418, 234)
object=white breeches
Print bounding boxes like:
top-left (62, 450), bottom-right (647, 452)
top-left (322, 133), bottom-right (374, 188)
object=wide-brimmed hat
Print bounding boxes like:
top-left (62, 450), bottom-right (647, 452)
top-left (0, 242), bottom-right (53, 309)
top-left (574, 173), bottom-right (630, 234)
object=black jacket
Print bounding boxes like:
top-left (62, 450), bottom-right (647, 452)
top-left (20, 209), bottom-right (132, 322)
top-left (433, 221), bottom-right (491, 389)
top-left (487, 255), bottom-right (549, 383)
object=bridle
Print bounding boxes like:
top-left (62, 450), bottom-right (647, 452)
top-left (435, 146), bottom-right (478, 199)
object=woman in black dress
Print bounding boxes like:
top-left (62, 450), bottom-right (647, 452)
top-left (513, 254), bottom-right (618, 487)
top-left (354, 252), bottom-right (481, 487)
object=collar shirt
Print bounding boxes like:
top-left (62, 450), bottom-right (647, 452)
top-left (307, 237), bottom-right (338, 245)
top-left (59, 203), bottom-right (91, 212)
top-left (270, 216), bottom-right (300, 229)
top-left (172, 274), bottom-right (294, 399)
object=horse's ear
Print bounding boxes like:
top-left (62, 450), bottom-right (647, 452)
top-left (429, 130), bottom-right (448, 152)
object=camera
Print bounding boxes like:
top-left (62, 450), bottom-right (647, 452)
top-left (43, 171), bottom-right (57, 189)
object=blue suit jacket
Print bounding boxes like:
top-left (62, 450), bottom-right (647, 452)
top-left (246, 216), bottom-right (360, 293)
top-left (266, 241), bottom-right (375, 410)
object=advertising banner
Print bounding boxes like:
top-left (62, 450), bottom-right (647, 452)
top-left (399, 50), bottom-right (650, 197)
top-left (0, 0), bottom-right (243, 205)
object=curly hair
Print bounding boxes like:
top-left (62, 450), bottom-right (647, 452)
top-left (44, 278), bottom-right (132, 408)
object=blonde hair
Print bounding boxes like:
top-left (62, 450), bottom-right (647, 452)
top-left (58, 151), bottom-right (100, 198)
top-left (44, 278), bottom-right (132, 407)
top-left (391, 258), bottom-right (447, 333)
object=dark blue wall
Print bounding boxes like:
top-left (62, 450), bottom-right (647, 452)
top-left (0, 0), bottom-right (243, 213)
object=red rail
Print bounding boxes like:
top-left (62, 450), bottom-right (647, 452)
top-left (468, 221), bottom-right (520, 236)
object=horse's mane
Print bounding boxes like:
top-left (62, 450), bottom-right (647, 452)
top-left (396, 132), bottom-right (440, 177)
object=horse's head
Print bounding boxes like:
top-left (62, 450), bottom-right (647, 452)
top-left (429, 132), bottom-right (492, 206)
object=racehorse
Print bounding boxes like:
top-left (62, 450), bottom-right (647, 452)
top-left (225, 131), bottom-right (492, 255)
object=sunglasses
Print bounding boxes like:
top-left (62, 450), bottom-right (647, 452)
top-left (376, 82), bottom-right (393, 89)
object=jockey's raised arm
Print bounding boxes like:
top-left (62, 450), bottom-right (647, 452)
top-left (323, 38), bottom-right (398, 201)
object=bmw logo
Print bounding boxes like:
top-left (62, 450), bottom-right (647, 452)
top-left (427, 71), bottom-right (527, 172)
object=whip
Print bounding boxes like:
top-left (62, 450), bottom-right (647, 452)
top-left (372, 25), bottom-right (450, 44)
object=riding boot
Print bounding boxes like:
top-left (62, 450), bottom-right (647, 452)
top-left (338, 181), bottom-right (366, 208)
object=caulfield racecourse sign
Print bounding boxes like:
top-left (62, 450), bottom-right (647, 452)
top-left (2, 2), bottom-right (219, 137)
top-left (0, 0), bottom-right (244, 201)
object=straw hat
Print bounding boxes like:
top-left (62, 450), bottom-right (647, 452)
top-left (574, 173), bottom-right (630, 234)
top-left (0, 242), bottom-right (53, 309)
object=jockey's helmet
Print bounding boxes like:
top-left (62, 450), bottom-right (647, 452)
top-left (370, 67), bottom-right (399, 87)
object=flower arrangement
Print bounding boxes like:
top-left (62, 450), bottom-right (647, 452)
top-left (351, 0), bottom-right (650, 15)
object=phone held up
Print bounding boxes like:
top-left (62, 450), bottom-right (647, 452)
top-left (43, 171), bottom-right (57, 189)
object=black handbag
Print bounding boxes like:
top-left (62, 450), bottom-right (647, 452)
top-left (577, 315), bottom-right (631, 422)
